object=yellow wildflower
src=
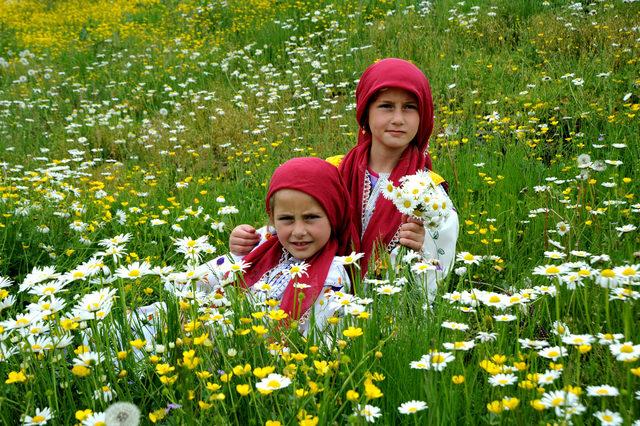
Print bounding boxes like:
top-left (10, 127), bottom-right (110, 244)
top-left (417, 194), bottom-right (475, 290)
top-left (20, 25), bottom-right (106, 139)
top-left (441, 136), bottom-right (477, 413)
top-left (236, 384), bottom-right (251, 396)
top-left (5, 370), bottom-right (27, 384)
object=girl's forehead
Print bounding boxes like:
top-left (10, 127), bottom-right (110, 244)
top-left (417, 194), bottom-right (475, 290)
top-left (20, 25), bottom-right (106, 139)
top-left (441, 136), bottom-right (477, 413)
top-left (373, 87), bottom-right (418, 102)
top-left (272, 188), bottom-right (325, 210)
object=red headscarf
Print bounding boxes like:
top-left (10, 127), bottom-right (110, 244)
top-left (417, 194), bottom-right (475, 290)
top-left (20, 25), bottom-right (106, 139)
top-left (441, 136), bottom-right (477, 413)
top-left (339, 58), bottom-right (434, 273)
top-left (241, 157), bottom-right (356, 319)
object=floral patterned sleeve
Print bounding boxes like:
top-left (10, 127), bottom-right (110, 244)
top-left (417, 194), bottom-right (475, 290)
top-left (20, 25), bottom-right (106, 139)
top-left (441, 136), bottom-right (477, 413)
top-left (298, 258), bottom-right (351, 337)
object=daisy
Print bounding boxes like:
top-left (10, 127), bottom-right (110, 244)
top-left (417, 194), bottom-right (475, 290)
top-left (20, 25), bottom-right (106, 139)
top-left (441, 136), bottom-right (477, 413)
top-left (99, 233), bottom-right (132, 248)
top-left (476, 332), bottom-right (498, 342)
top-left (532, 264), bottom-right (566, 277)
top-left (228, 260), bottom-right (251, 276)
top-left (593, 410), bottom-right (623, 426)
top-left (398, 400), bottom-right (428, 414)
top-left (412, 262), bottom-right (437, 274)
top-left (614, 264), bottom-right (639, 283)
top-left (488, 373), bottom-right (517, 387)
top-left (93, 384), bottom-right (116, 402)
top-left (375, 285), bottom-right (402, 296)
top-left (115, 261), bottom-right (152, 280)
top-left (0, 276), bottom-right (13, 288)
top-left (540, 390), bottom-right (579, 409)
top-left (551, 320), bottom-right (570, 336)
top-left (255, 373), bottom-right (291, 394)
top-left (538, 346), bottom-right (567, 361)
top-left (81, 412), bottom-right (107, 426)
top-left (441, 321), bottom-right (469, 331)
top-left (597, 333), bottom-right (624, 345)
top-left (570, 250), bottom-right (591, 258)
top-left (616, 224), bottom-right (637, 236)
top-left (544, 251), bottom-right (566, 260)
top-left (443, 340), bottom-right (476, 351)
top-left (414, 351), bottom-right (455, 371)
top-left (595, 269), bottom-right (621, 288)
top-left (72, 287), bottom-right (117, 321)
top-left (556, 222), bottom-right (570, 236)
top-left (288, 262), bottom-right (309, 279)
top-left (456, 252), bottom-right (481, 265)
top-left (22, 407), bottom-right (54, 425)
top-left (494, 314), bottom-right (516, 322)
top-left (355, 404), bottom-right (381, 423)
top-left (537, 369), bottom-right (562, 385)
top-left (519, 338), bottom-right (549, 349)
top-left (336, 251), bottom-right (365, 268)
top-left (481, 293), bottom-right (509, 309)
top-left (562, 334), bottom-right (595, 346)
top-left (609, 341), bottom-right (640, 361)
top-left (587, 385), bottom-right (619, 397)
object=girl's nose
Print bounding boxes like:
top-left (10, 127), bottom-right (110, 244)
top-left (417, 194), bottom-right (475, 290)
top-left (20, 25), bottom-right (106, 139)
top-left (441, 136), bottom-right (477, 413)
top-left (391, 108), bottom-right (404, 124)
top-left (292, 221), bottom-right (307, 236)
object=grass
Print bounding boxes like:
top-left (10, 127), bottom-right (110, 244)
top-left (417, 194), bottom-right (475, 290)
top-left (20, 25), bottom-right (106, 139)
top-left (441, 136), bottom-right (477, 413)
top-left (0, 0), bottom-right (638, 424)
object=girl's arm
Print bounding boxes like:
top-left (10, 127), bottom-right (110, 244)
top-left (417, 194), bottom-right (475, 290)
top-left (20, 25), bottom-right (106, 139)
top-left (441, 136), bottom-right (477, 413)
top-left (199, 226), bottom-right (275, 291)
top-left (423, 185), bottom-right (459, 277)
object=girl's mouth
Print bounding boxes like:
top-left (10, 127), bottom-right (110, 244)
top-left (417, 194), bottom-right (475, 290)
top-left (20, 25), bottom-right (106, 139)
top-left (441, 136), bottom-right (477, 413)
top-left (291, 242), bottom-right (311, 248)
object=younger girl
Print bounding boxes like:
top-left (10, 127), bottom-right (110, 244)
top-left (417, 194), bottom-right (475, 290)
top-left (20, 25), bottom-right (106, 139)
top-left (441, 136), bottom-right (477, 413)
top-left (199, 157), bottom-right (357, 334)
top-left (130, 158), bottom-right (356, 342)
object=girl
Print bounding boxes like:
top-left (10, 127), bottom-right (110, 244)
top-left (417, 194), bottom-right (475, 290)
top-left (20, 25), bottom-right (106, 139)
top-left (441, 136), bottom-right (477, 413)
top-left (338, 58), bottom-right (458, 277)
top-left (129, 158), bottom-right (356, 343)
top-left (199, 157), bottom-right (357, 334)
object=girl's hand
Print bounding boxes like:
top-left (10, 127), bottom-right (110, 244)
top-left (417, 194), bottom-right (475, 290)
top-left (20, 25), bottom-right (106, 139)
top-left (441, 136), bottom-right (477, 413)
top-left (229, 224), bottom-right (260, 256)
top-left (398, 214), bottom-right (425, 252)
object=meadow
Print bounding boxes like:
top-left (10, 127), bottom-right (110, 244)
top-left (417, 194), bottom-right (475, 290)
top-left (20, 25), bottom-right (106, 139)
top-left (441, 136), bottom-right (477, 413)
top-left (0, 0), bottom-right (639, 424)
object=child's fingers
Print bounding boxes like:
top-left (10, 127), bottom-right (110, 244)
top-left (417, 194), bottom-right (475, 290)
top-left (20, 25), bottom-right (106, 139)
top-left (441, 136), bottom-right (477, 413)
top-left (399, 237), bottom-right (422, 251)
top-left (401, 222), bottom-right (424, 235)
top-left (229, 240), bottom-right (256, 256)
top-left (229, 224), bottom-right (260, 255)
top-left (399, 223), bottom-right (425, 251)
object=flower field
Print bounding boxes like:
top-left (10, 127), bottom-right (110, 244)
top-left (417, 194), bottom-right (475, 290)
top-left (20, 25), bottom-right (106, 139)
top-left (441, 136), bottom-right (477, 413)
top-left (0, 0), bottom-right (639, 424)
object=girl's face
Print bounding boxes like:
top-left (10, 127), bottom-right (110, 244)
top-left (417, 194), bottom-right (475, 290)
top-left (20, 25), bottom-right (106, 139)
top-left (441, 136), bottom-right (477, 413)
top-left (270, 189), bottom-right (331, 260)
top-left (367, 87), bottom-right (420, 156)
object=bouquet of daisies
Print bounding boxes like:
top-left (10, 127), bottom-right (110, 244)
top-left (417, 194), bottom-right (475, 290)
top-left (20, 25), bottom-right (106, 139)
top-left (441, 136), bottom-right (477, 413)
top-left (381, 170), bottom-right (452, 229)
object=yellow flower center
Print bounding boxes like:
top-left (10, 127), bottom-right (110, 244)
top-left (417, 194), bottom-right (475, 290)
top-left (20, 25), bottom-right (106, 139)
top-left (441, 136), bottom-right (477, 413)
top-left (431, 354), bottom-right (445, 363)
top-left (620, 344), bottom-right (633, 353)
top-left (463, 253), bottom-right (475, 261)
top-left (546, 266), bottom-right (560, 274)
top-left (622, 267), bottom-right (636, 277)
top-left (601, 269), bottom-right (615, 278)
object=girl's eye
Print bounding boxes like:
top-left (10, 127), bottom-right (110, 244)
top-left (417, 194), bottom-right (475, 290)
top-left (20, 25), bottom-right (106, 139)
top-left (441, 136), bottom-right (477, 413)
top-left (404, 104), bottom-right (418, 110)
top-left (378, 103), bottom-right (393, 109)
